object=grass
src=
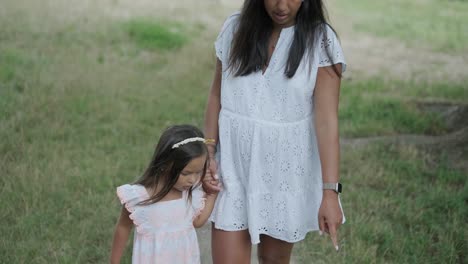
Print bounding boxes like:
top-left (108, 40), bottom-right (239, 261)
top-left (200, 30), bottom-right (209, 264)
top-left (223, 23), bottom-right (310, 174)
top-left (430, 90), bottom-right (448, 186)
top-left (294, 145), bottom-right (467, 263)
top-left (1, 0), bottom-right (467, 263)
top-left (341, 78), bottom-right (468, 102)
top-left (335, 0), bottom-right (468, 52)
top-left (339, 94), bottom-right (446, 137)
top-left (125, 20), bottom-right (188, 51)
top-left (0, 1), bottom-right (215, 262)
top-left (0, 49), bottom-right (28, 83)
top-left (338, 79), bottom-right (468, 137)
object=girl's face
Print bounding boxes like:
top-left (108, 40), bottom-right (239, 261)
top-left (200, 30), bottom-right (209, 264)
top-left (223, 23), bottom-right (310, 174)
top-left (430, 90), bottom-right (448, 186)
top-left (264, 0), bottom-right (303, 28)
top-left (173, 155), bottom-right (206, 192)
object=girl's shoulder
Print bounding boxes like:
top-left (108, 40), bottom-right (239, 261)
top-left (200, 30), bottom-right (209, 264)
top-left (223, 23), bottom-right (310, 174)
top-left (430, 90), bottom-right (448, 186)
top-left (116, 184), bottom-right (155, 235)
top-left (116, 183), bottom-right (146, 194)
top-left (116, 184), bottom-right (148, 206)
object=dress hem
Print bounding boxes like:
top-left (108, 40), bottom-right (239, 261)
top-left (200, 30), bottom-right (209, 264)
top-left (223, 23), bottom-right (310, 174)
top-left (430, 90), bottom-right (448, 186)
top-left (210, 220), bottom-right (323, 245)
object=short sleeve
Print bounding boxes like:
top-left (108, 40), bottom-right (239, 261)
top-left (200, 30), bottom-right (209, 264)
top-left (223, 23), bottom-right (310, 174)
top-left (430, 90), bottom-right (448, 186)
top-left (214, 12), bottom-right (240, 64)
top-left (116, 184), bottom-right (146, 211)
top-left (116, 184), bottom-right (152, 234)
top-left (317, 24), bottom-right (347, 73)
top-left (191, 186), bottom-right (206, 219)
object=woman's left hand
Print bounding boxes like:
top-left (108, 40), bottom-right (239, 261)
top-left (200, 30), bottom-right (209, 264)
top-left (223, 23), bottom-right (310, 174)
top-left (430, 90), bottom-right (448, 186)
top-left (318, 190), bottom-right (343, 251)
top-left (202, 157), bottom-right (221, 194)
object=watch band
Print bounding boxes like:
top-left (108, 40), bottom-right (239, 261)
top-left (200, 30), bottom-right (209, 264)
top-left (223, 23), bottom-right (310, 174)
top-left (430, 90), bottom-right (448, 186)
top-left (323, 182), bottom-right (342, 193)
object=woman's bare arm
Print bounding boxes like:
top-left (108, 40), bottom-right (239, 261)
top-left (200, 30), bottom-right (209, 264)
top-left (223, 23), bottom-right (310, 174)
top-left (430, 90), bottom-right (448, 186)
top-left (313, 64), bottom-right (343, 251)
top-left (203, 59), bottom-right (223, 193)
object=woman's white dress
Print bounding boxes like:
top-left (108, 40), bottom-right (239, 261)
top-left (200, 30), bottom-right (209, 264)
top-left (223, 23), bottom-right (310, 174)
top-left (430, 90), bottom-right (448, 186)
top-left (209, 12), bottom-right (346, 244)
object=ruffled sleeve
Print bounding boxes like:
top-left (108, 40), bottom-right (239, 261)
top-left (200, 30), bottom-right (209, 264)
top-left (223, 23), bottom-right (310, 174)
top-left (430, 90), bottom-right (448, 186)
top-left (317, 24), bottom-right (347, 73)
top-left (214, 12), bottom-right (240, 64)
top-left (190, 186), bottom-right (207, 220)
top-left (116, 184), bottom-right (152, 234)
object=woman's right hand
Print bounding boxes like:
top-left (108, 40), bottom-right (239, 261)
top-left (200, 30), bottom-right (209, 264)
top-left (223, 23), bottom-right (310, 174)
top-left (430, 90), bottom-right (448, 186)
top-left (203, 157), bottom-right (221, 194)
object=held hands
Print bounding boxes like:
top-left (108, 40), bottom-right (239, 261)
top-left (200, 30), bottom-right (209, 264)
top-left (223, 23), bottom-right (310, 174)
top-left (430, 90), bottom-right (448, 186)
top-left (318, 190), bottom-right (343, 251)
top-left (202, 156), bottom-right (222, 194)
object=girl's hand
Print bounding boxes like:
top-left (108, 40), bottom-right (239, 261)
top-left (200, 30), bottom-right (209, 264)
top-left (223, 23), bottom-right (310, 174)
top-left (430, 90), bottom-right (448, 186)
top-left (203, 157), bottom-right (221, 194)
top-left (318, 191), bottom-right (343, 251)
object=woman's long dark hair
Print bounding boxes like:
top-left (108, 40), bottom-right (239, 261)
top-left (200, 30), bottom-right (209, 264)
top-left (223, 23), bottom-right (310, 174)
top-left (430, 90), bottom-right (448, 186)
top-left (229, 0), bottom-right (340, 78)
top-left (135, 125), bottom-right (208, 205)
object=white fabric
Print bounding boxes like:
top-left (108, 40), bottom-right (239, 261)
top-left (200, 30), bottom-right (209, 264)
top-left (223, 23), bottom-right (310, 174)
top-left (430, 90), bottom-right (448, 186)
top-left (209, 12), bottom-right (346, 244)
top-left (117, 184), bottom-right (206, 263)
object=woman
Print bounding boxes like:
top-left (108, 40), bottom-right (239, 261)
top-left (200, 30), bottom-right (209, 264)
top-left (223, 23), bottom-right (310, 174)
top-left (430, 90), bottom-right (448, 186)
top-left (204, 0), bottom-right (346, 263)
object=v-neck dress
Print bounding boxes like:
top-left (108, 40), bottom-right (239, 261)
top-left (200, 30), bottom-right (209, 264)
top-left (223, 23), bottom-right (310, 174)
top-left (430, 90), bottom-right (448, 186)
top-left (209, 12), bottom-right (346, 244)
top-left (117, 184), bottom-right (206, 263)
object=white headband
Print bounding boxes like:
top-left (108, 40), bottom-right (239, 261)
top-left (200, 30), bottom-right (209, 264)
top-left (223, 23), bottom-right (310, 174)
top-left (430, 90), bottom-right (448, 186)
top-left (171, 137), bottom-right (206, 149)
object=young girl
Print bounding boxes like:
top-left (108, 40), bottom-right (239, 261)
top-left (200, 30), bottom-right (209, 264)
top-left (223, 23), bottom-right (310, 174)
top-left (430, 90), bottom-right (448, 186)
top-left (110, 125), bottom-right (219, 264)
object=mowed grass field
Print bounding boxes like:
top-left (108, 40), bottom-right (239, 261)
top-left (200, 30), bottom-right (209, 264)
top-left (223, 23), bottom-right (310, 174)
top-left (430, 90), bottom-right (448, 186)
top-left (1, 0), bottom-right (467, 263)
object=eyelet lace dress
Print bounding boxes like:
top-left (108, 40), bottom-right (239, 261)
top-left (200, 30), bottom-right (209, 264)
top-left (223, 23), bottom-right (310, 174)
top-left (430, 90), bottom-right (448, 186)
top-left (209, 12), bottom-right (346, 244)
top-left (117, 184), bottom-right (206, 263)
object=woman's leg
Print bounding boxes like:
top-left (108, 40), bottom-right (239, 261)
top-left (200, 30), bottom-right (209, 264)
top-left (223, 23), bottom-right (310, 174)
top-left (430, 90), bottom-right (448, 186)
top-left (257, 235), bottom-right (294, 264)
top-left (211, 224), bottom-right (252, 264)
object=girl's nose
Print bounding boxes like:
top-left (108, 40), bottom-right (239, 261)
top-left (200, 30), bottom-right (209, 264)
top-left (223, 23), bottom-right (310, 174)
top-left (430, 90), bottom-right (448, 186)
top-left (189, 174), bottom-right (197, 184)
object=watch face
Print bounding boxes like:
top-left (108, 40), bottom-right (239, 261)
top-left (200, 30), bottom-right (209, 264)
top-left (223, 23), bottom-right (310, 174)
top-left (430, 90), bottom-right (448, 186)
top-left (337, 183), bottom-right (342, 193)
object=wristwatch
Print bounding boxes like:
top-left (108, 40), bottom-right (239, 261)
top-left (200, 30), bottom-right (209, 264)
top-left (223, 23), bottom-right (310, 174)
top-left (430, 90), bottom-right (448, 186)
top-left (323, 183), bottom-right (342, 194)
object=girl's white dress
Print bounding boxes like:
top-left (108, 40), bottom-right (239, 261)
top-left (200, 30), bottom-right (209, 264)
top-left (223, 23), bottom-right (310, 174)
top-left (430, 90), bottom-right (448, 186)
top-left (209, 13), bottom-right (346, 244)
top-left (117, 184), bottom-right (205, 264)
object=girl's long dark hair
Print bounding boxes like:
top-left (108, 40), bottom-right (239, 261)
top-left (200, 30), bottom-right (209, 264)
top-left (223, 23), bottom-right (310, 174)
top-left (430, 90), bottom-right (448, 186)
top-left (229, 0), bottom-right (340, 78)
top-left (135, 125), bottom-right (208, 205)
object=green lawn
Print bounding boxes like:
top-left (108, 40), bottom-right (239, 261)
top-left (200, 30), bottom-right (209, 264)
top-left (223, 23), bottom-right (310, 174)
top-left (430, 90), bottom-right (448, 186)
top-left (295, 144), bottom-right (467, 263)
top-left (339, 79), bottom-right (468, 137)
top-left (1, 0), bottom-right (466, 263)
top-left (0, 2), bottom-right (217, 262)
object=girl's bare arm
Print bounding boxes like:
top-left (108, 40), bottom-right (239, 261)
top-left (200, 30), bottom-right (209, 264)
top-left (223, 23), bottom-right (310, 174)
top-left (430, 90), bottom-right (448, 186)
top-left (110, 207), bottom-right (134, 264)
top-left (193, 193), bottom-right (218, 228)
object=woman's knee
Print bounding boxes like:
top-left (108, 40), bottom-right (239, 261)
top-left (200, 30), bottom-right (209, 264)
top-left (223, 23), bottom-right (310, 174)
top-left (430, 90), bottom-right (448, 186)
top-left (257, 235), bottom-right (294, 264)
top-left (211, 225), bottom-right (252, 264)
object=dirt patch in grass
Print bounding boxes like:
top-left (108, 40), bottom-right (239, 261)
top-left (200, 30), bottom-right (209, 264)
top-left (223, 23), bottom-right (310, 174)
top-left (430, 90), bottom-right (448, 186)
top-left (327, 0), bottom-right (468, 83)
top-left (416, 101), bottom-right (468, 133)
top-left (334, 19), bottom-right (468, 83)
top-left (342, 102), bottom-right (468, 172)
